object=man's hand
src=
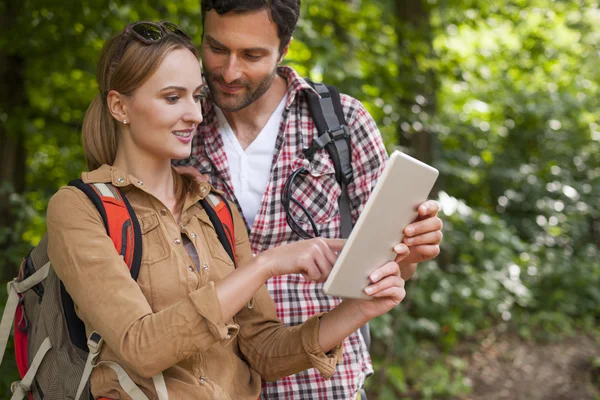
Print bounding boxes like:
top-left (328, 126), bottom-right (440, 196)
top-left (397, 199), bottom-right (443, 266)
top-left (173, 165), bottom-right (210, 183)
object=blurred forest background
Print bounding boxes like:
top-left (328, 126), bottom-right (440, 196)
top-left (1, 0), bottom-right (599, 399)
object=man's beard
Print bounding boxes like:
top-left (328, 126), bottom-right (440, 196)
top-left (206, 68), bottom-right (278, 112)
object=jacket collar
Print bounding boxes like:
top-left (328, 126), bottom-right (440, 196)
top-left (81, 165), bottom-right (215, 208)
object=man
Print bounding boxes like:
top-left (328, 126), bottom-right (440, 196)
top-left (175, 1), bottom-right (444, 398)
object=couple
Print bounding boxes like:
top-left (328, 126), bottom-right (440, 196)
top-left (48, 0), bottom-right (443, 399)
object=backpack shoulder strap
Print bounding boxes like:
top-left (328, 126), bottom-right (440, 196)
top-left (68, 179), bottom-right (142, 279)
top-left (200, 192), bottom-right (237, 268)
top-left (63, 180), bottom-right (143, 353)
top-left (302, 79), bottom-right (354, 238)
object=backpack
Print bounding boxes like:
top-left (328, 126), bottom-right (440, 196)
top-left (0, 179), bottom-right (236, 400)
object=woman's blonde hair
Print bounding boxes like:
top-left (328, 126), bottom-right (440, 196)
top-left (82, 24), bottom-right (199, 171)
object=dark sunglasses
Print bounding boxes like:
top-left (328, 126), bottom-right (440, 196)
top-left (128, 21), bottom-right (191, 43)
top-left (107, 21), bottom-right (193, 86)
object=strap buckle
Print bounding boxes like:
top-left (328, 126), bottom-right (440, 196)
top-left (340, 165), bottom-right (354, 184)
top-left (313, 125), bottom-right (349, 149)
top-left (303, 125), bottom-right (350, 162)
top-left (87, 331), bottom-right (104, 354)
top-left (329, 124), bottom-right (350, 139)
top-left (11, 380), bottom-right (23, 393)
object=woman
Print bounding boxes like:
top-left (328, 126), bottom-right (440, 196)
top-left (47, 21), bottom-right (408, 399)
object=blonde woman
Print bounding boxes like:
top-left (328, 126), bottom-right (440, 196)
top-left (47, 21), bottom-right (408, 399)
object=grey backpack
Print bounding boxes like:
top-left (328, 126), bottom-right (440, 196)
top-left (0, 180), bottom-right (142, 399)
top-left (0, 180), bottom-right (236, 399)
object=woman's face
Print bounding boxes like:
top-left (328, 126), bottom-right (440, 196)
top-left (120, 48), bottom-right (204, 162)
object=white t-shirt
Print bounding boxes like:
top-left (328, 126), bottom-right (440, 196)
top-left (215, 94), bottom-right (288, 228)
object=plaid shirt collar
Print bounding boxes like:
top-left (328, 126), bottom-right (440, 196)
top-left (196, 65), bottom-right (323, 235)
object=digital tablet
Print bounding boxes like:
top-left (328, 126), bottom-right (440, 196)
top-left (323, 150), bottom-right (439, 299)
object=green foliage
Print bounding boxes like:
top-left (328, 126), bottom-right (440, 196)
top-left (1, 0), bottom-right (599, 398)
top-left (368, 354), bottom-right (472, 399)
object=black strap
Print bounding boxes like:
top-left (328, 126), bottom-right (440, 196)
top-left (64, 180), bottom-right (143, 351)
top-left (338, 183), bottom-right (353, 240)
top-left (200, 196), bottom-right (237, 268)
top-left (303, 80), bottom-right (354, 239)
top-left (303, 81), bottom-right (371, 353)
top-left (120, 189), bottom-right (143, 281)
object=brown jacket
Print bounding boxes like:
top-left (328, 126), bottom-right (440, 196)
top-left (46, 165), bottom-right (342, 399)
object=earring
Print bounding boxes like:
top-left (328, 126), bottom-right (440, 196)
top-left (123, 119), bottom-right (128, 124)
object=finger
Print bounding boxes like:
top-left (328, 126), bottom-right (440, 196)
top-left (406, 244), bottom-right (441, 262)
top-left (321, 241), bottom-right (339, 266)
top-left (394, 252), bottom-right (411, 265)
top-left (417, 200), bottom-right (440, 216)
top-left (304, 263), bottom-right (323, 281)
top-left (392, 244), bottom-right (410, 264)
top-left (307, 239), bottom-right (334, 281)
top-left (369, 287), bottom-right (406, 304)
top-left (364, 275), bottom-right (404, 296)
top-left (404, 216), bottom-right (443, 237)
top-left (313, 248), bottom-right (334, 282)
top-left (369, 261), bottom-right (401, 283)
top-left (393, 244), bottom-right (410, 257)
top-left (323, 238), bottom-right (347, 252)
top-left (404, 230), bottom-right (443, 246)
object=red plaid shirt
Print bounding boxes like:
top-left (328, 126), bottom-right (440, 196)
top-left (178, 66), bottom-right (387, 400)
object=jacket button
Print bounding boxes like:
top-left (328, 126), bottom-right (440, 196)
top-left (199, 376), bottom-right (207, 384)
top-left (190, 233), bottom-right (197, 238)
top-left (117, 177), bottom-right (125, 183)
top-left (202, 264), bottom-right (208, 271)
top-left (137, 180), bottom-right (143, 186)
top-left (174, 239), bottom-right (181, 245)
top-left (188, 266), bottom-right (194, 272)
top-left (160, 208), bottom-right (167, 216)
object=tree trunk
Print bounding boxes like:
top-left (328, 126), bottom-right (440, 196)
top-left (394, 0), bottom-right (437, 167)
top-left (0, 3), bottom-right (28, 281)
top-left (366, 2), bottom-right (440, 399)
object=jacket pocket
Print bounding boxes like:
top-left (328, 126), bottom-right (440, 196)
top-left (287, 153), bottom-right (342, 227)
top-left (138, 212), bottom-right (170, 264)
top-left (198, 216), bottom-right (236, 270)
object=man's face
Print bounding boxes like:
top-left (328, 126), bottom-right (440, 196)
top-left (201, 9), bottom-right (287, 112)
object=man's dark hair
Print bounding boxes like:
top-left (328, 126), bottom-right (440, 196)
top-left (201, 0), bottom-right (300, 53)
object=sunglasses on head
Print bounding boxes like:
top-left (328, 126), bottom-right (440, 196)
top-left (128, 21), bottom-right (191, 43)
top-left (107, 21), bottom-right (193, 87)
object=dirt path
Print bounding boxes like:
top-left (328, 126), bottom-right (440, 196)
top-left (461, 331), bottom-right (600, 400)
